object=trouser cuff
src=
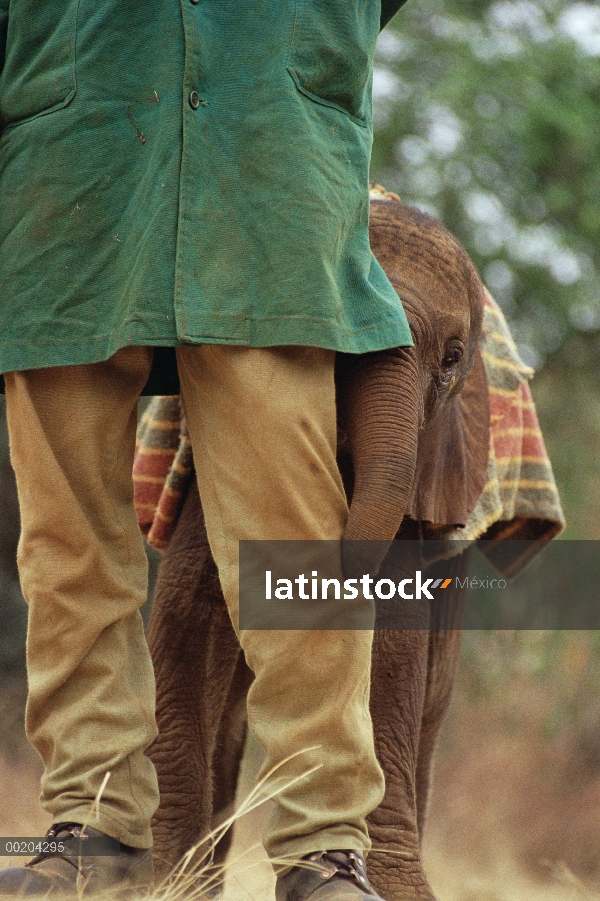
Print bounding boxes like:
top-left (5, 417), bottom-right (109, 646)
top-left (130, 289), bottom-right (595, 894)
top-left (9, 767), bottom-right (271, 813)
top-left (267, 829), bottom-right (370, 875)
top-left (52, 807), bottom-right (153, 850)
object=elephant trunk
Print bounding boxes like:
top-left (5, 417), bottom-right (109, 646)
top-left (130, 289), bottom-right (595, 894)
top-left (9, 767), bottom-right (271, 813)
top-left (338, 346), bottom-right (420, 570)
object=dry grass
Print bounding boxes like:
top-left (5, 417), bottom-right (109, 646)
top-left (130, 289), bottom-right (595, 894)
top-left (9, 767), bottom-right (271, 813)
top-left (0, 743), bottom-right (305, 901)
top-left (2, 741), bottom-right (599, 901)
top-left (2, 637), bottom-right (600, 901)
top-left (217, 736), bottom-right (600, 901)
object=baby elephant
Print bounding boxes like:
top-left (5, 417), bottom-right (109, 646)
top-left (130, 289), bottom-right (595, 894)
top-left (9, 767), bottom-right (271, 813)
top-left (141, 198), bottom-right (558, 900)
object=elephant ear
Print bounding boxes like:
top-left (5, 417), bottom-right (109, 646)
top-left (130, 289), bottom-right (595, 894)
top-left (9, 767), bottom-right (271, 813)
top-left (405, 347), bottom-right (490, 528)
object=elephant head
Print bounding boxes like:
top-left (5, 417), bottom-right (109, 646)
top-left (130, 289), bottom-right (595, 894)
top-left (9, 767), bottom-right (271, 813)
top-left (337, 199), bottom-right (490, 550)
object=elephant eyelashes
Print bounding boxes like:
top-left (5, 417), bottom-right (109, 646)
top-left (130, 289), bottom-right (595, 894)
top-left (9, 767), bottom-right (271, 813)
top-left (440, 341), bottom-right (464, 370)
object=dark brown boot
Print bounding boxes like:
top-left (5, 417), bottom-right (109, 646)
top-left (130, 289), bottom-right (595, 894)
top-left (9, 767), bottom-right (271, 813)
top-left (276, 850), bottom-right (385, 901)
top-left (0, 823), bottom-right (153, 898)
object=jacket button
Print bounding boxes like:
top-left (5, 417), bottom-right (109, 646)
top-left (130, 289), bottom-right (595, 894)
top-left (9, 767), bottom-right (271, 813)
top-left (189, 91), bottom-right (200, 110)
top-left (190, 0), bottom-right (199, 4)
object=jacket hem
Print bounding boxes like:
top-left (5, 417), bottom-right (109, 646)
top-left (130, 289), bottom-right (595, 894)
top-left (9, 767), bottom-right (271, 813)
top-left (0, 315), bottom-right (413, 383)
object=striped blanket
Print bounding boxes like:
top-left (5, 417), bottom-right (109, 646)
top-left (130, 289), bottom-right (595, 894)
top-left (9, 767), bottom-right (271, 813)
top-left (133, 292), bottom-right (565, 565)
top-left (445, 290), bottom-right (564, 542)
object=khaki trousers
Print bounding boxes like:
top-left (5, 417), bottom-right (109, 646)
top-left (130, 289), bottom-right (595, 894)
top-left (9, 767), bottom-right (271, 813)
top-left (5, 345), bottom-right (384, 861)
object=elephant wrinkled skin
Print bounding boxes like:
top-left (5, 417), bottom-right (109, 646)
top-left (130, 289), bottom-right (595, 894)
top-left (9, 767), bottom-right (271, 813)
top-left (146, 200), bottom-right (490, 901)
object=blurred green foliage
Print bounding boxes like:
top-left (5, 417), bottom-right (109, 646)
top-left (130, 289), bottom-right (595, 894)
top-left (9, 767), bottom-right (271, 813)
top-left (373, 0), bottom-right (600, 369)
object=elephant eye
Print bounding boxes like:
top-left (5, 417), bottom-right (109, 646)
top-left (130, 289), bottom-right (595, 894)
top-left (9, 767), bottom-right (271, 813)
top-left (441, 341), bottom-right (464, 370)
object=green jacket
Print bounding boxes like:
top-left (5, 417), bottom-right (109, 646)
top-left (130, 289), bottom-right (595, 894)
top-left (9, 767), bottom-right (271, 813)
top-left (0, 1), bottom-right (411, 382)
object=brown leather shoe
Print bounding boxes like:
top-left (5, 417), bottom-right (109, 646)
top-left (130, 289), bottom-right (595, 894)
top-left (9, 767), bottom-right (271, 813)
top-left (0, 822), bottom-right (153, 898)
top-left (275, 850), bottom-right (385, 901)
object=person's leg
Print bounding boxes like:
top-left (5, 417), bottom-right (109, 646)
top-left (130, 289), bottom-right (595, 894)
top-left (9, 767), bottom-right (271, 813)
top-left (176, 344), bottom-right (385, 864)
top-left (4, 347), bottom-right (159, 848)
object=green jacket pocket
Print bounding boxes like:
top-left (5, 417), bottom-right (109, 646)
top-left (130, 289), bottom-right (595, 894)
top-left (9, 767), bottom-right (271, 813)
top-left (287, 0), bottom-right (379, 127)
top-left (0, 0), bottom-right (79, 127)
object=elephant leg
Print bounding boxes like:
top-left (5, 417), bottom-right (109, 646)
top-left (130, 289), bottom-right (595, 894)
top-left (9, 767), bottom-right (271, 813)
top-left (415, 552), bottom-right (469, 840)
top-left (414, 631), bottom-right (463, 843)
top-left (146, 480), bottom-right (242, 880)
top-left (209, 652), bottom-right (253, 869)
top-left (367, 629), bottom-right (436, 901)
